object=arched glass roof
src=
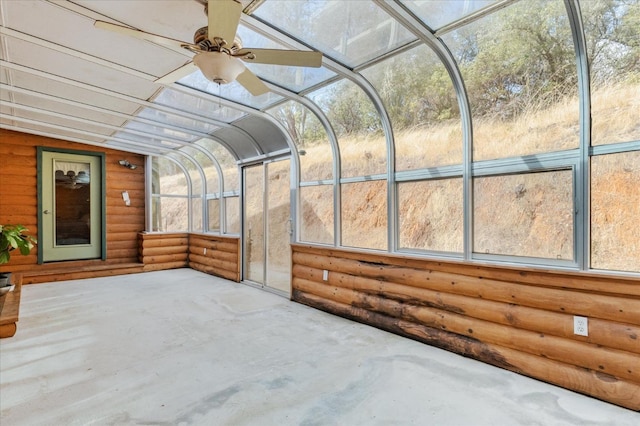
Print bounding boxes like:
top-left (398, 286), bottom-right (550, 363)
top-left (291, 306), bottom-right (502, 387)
top-left (1, 0), bottom-right (638, 272)
top-left (1, 0), bottom-right (530, 162)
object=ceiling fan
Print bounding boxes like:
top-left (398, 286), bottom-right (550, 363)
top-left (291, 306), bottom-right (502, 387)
top-left (94, 0), bottom-right (322, 96)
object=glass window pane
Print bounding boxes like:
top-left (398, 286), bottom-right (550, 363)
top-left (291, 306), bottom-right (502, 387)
top-left (181, 145), bottom-right (219, 197)
top-left (591, 151), bottom-right (640, 272)
top-left (152, 157), bottom-right (186, 195)
top-left (205, 166), bottom-right (220, 197)
top-left (583, 0), bottom-right (640, 146)
top-left (153, 197), bottom-right (188, 232)
top-left (154, 88), bottom-right (246, 123)
top-left (300, 185), bottom-right (334, 244)
top-left (54, 160), bottom-right (91, 245)
top-left (362, 44), bottom-right (462, 170)
top-left (398, 179), bottom-right (463, 252)
top-left (474, 170), bottom-right (573, 259)
top-left (341, 180), bottom-right (387, 250)
top-left (225, 196), bottom-right (240, 234)
top-left (125, 120), bottom-right (198, 143)
top-left (308, 80), bottom-right (385, 177)
top-left (442, 0), bottom-right (579, 161)
top-left (192, 197), bottom-right (203, 232)
top-left (266, 160), bottom-right (291, 292)
top-left (208, 198), bottom-right (220, 232)
top-left (138, 107), bottom-right (220, 134)
top-left (403, 0), bottom-right (499, 30)
top-left (195, 139), bottom-right (239, 192)
top-left (113, 131), bottom-right (177, 150)
top-left (245, 165), bottom-right (264, 283)
top-left (167, 152), bottom-right (202, 196)
top-left (178, 74), bottom-right (284, 109)
top-left (267, 101), bottom-right (334, 181)
top-left (254, 0), bottom-right (417, 67)
top-left (235, 26), bottom-right (337, 92)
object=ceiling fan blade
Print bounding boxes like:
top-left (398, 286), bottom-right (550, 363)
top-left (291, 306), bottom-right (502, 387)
top-left (155, 62), bottom-right (199, 85)
top-left (208, 0), bottom-right (243, 46)
top-left (236, 49), bottom-right (323, 68)
top-left (236, 69), bottom-right (270, 96)
top-left (94, 20), bottom-right (199, 51)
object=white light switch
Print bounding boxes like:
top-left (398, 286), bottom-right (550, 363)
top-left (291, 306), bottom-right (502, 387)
top-left (121, 191), bottom-right (130, 206)
top-left (323, 270), bottom-right (328, 281)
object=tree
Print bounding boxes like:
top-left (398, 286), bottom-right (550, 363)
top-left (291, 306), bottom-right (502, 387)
top-left (581, 0), bottom-right (640, 84)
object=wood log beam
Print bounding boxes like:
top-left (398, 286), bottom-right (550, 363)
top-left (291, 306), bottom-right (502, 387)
top-left (294, 277), bottom-right (639, 384)
top-left (292, 289), bottom-right (640, 411)
top-left (188, 253), bottom-right (237, 274)
top-left (190, 262), bottom-right (239, 282)
top-left (293, 264), bottom-right (640, 354)
top-left (292, 252), bottom-right (640, 325)
top-left (292, 244), bottom-right (640, 296)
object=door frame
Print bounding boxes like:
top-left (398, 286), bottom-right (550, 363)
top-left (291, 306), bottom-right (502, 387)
top-left (37, 147), bottom-right (107, 264)
top-left (241, 158), bottom-right (293, 295)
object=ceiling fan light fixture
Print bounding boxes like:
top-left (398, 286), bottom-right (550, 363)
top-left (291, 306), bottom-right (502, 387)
top-left (193, 51), bottom-right (246, 85)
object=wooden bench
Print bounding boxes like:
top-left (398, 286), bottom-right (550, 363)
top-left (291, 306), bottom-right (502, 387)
top-left (0, 273), bottom-right (22, 338)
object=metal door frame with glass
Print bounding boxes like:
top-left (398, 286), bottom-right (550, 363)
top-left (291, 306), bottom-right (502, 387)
top-left (242, 158), bottom-right (293, 295)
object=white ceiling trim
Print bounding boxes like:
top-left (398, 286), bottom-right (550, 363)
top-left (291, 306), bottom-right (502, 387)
top-left (1, 83), bottom-right (197, 137)
top-left (0, 60), bottom-right (238, 130)
top-left (46, 0), bottom-right (193, 58)
top-left (0, 26), bottom-right (157, 81)
top-left (2, 100), bottom-right (194, 147)
top-left (0, 123), bottom-right (158, 156)
top-left (0, 82), bottom-right (246, 162)
top-left (0, 113), bottom-right (174, 154)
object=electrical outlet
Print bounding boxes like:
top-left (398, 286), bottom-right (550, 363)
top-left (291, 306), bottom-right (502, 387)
top-left (574, 316), bottom-right (588, 336)
top-left (322, 270), bottom-right (329, 281)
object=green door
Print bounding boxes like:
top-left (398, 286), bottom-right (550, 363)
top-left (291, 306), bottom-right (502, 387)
top-left (40, 150), bottom-right (103, 262)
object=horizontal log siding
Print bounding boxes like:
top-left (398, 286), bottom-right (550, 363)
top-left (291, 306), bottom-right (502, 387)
top-left (188, 234), bottom-right (240, 282)
top-left (138, 233), bottom-right (189, 271)
top-left (291, 244), bottom-right (640, 411)
top-left (0, 129), bottom-right (146, 282)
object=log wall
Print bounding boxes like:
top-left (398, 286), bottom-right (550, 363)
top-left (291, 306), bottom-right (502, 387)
top-left (189, 233), bottom-right (241, 282)
top-left (137, 232), bottom-right (240, 281)
top-left (291, 243), bottom-right (640, 411)
top-left (138, 232), bottom-right (189, 271)
top-left (0, 129), bottom-right (146, 282)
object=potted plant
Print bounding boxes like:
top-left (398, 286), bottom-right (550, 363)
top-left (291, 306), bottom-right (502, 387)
top-left (0, 224), bottom-right (36, 291)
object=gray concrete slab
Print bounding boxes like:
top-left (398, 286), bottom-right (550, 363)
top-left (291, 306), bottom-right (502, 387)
top-left (1, 269), bottom-right (637, 425)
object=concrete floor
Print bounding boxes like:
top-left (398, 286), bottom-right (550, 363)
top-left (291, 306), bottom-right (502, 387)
top-left (1, 269), bottom-right (637, 426)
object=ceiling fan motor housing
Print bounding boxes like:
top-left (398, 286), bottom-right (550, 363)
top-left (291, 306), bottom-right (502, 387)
top-left (193, 26), bottom-right (242, 54)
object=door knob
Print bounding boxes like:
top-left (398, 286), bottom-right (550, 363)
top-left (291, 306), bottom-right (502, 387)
top-left (43, 210), bottom-right (50, 214)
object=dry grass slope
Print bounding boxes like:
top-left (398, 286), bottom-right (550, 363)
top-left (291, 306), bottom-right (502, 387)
top-left (160, 82), bottom-right (639, 272)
